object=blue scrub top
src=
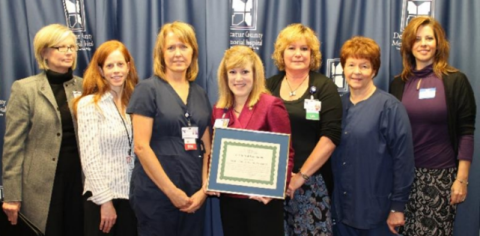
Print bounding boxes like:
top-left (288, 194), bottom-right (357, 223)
top-left (331, 89), bottom-right (414, 229)
top-left (127, 76), bottom-right (211, 199)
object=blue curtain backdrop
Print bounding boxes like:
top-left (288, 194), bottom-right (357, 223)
top-left (0, 1), bottom-right (479, 235)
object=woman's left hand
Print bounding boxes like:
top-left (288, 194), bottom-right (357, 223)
top-left (180, 190), bottom-right (207, 214)
top-left (249, 196), bottom-right (272, 205)
top-left (450, 179), bottom-right (468, 205)
top-left (286, 172), bottom-right (305, 198)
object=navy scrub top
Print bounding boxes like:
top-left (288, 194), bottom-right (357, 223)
top-left (127, 76), bottom-right (212, 199)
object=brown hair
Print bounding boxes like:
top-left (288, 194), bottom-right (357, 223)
top-left (400, 16), bottom-right (457, 81)
top-left (73, 40), bottom-right (139, 116)
top-left (216, 46), bottom-right (269, 108)
top-left (340, 36), bottom-right (381, 77)
top-left (272, 23), bottom-right (322, 71)
top-left (153, 21), bottom-right (199, 81)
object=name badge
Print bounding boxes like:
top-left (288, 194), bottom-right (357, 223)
top-left (419, 88), bottom-right (436, 99)
top-left (304, 99), bottom-right (321, 120)
top-left (214, 119), bottom-right (230, 128)
top-left (73, 90), bottom-right (82, 98)
top-left (181, 127), bottom-right (199, 139)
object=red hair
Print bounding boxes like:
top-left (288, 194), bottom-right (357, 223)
top-left (74, 40), bottom-right (138, 116)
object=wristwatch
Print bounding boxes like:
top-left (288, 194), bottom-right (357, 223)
top-left (298, 170), bottom-right (310, 181)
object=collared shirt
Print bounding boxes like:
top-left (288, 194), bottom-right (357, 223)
top-left (77, 93), bottom-right (134, 205)
top-left (331, 89), bottom-right (414, 229)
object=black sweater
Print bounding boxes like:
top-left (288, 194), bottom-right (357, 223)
top-left (390, 71), bottom-right (476, 158)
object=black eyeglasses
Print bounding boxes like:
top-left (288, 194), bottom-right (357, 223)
top-left (50, 45), bottom-right (78, 52)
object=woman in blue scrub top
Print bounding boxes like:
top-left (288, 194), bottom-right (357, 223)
top-left (127, 21), bottom-right (211, 236)
top-left (331, 37), bottom-right (415, 236)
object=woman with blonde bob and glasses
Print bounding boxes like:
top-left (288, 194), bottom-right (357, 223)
top-left (2, 24), bottom-right (84, 235)
top-left (210, 45), bottom-right (294, 236)
top-left (127, 21), bottom-right (211, 236)
top-left (390, 16), bottom-right (476, 236)
top-left (267, 23), bottom-right (342, 235)
top-left (74, 40), bottom-right (139, 236)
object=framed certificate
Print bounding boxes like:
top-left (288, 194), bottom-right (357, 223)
top-left (207, 127), bottom-right (290, 199)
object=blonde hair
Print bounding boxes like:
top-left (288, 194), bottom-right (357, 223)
top-left (272, 23), bottom-right (322, 71)
top-left (216, 46), bottom-right (269, 109)
top-left (73, 40), bottom-right (139, 117)
top-left (33, 24), bottom-right (77, 70)
top-left (153, 21), bottom-right (199, 81)
top-left (400, 16), bottom-right (457, 81)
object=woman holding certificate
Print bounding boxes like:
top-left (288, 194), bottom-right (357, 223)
top-left (210, 45), bottom-right (294, 236)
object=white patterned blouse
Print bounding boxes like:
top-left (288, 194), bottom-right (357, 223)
top-left (77, 92), bottom-right (134, 205)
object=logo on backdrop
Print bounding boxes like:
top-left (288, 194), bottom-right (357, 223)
top-left (326, 58), bottom-right (348, 95)
top-left (392, 0), bottom-right (435, 50)
top-left (0, 100), bottom-right (6, 117)
top-left (229, 0), bottom-right (263, 50)
top-left (62, 0), bottom-right (94, 51)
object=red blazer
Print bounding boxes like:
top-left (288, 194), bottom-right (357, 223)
top-left (211, 93), bottom-right (295, 197)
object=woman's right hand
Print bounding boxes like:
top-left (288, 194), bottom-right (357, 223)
top-left (168, 187), bottom-right (193, 209)
top-left (2, 201), bottom-right (21, 225)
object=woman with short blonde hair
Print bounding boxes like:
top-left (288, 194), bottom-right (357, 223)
top-left (267, 23), bottom-right (342, 236)
top-left (2, 23), bottom-right (84, 235)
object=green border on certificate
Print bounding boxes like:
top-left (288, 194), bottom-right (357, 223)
top-left (218, 140), bottom-right (278, 187)
top-left (207, 127), bottom-right (290, 199)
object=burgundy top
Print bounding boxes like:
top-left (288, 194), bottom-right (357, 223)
top-left (401, 65), bottom-right (473, 168)
top-left (211, 93), bottom-right (295, 198)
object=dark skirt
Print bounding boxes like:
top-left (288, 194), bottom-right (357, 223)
top-left (400, 168), bottom-right (457, 236)
top-left (284, 173), bottom-right (332, 236)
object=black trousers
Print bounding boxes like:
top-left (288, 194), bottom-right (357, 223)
top-left (44, 167), bottom-right (84, 236)
top-left (220, 197), bottom-right (284, 236)
top-left (83, 193), bottom-right (137, 236)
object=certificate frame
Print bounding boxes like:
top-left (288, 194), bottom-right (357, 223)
top-left (207, 127), bottom-right (290, 199)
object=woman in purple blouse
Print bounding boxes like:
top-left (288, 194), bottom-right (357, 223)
top-left (390, 16), bottom-right (477, 236)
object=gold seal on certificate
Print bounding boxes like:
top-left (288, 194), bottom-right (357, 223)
top-left (207, 128), bottom-right (290, 199)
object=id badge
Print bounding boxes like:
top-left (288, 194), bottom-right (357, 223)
top-left (126, 155), bottom-right (134, 170)
top-left (419, 88), bottom-right (436, 99)
top-left (305, 99), bottom-right (321, 120)
top-left (214, 119), bottom-right (230, 128)
top-left (181, 127), bottom-right (199, 139)
top-left (73, 90), bottom-right (82, 98)
top-left (184, 138), bottom-right (197, 150)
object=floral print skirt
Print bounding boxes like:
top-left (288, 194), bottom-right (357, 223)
top-left (400, 168), bottom-right (457, 236)
top-left (284, 173), bottom-right (332, 236)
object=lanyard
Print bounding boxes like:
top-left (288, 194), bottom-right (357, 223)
top-left (185, 110), bottom-right (192, 127)
top-left (112, 100), bottom-right (133, 156)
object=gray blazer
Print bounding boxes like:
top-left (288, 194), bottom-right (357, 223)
top-left (2, 72), bottom-right (83, 233)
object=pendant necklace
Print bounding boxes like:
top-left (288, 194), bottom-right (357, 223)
top-left (285, 74), bottom-right (309, 97)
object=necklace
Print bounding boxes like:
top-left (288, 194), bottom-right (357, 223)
top-left (285, 74), bottom-right (309, 97)
top-left (233, 109), bottom-right (241, 114)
